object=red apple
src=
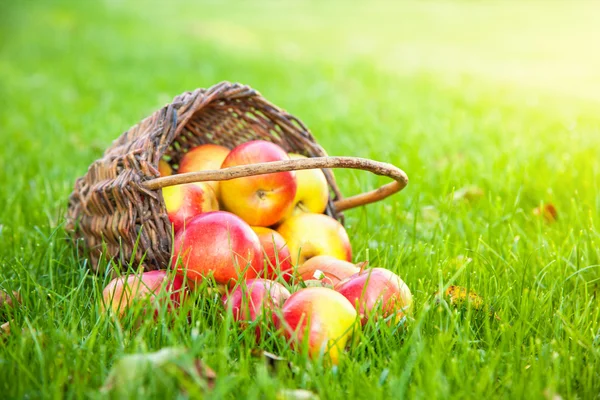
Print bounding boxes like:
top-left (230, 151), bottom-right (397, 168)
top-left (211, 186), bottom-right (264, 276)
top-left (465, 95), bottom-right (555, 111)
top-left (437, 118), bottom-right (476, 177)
top-left (101, 270), bottom-right (186, 317)
top-left (296, 255), bottom-right (360, 286)
top-left (252, 227), bottom-right (293, 282)
top-left (223, 279), bottom-right (290, 327)
top-left (334, 268), bottom-right (413, 326)
top-left (162, 182), bottom-right (219, 233)
top-left (178, 144), bottom-right (231, 197)
top-left (171, 211), bottom-right (263, 286)
top-left (277, 213), bottom-right (352, 266)
top-left (220, 140), bottom-right (297, 227)
top-left (274, 287), bottom-right (357, 365)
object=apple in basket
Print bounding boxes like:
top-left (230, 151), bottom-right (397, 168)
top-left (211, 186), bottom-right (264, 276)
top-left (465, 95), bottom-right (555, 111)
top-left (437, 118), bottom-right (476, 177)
top-left (251, 227), bottom-right (293, 282)
top-left (335, 268), bottom-right (413, 326)
top-left (274, 287), bottom-right (357, 365)
top-left (280, 153), bottom-right (329, 220)
top-left (171, 211), bottom-right (263, 286)
top-left (162, 182), bottom-right (219, 233)
top-left (222, 278), bottom-right (290, 337)
top-left (158, 159), bottom-right (173, 176)
top-left (101, 270), bottom-right (186, 317)
top-left (220, 140), bottom-right (297, 227)
top-left (178, 144), bottom-right (231, 197)
top-left (296, 255), bottom-right (360, 286)
top-left (277, 213), bottom-right (352, 266)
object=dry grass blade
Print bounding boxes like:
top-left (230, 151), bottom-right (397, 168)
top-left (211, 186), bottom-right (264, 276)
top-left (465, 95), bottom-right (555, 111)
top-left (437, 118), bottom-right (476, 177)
top-left (453, 185), bottom-right (484, 203)
top-left (251, 350), bottom-right (297, 374)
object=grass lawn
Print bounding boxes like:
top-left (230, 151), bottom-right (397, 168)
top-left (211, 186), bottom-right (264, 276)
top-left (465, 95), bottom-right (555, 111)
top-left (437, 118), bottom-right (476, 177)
top-left (1, 0), bottom-right (600, 398)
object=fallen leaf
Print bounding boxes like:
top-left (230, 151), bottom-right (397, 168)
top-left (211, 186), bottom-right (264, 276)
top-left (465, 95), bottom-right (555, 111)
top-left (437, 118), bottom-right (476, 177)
top-left (533, 203), bottom-right (558, 223)
top-left (102, 347), bottom-right (216, 395)
top-left (192, 359), bottom-right (217, 390)
top-left (436, 285), bottom-right (501, 321)
top-left (400, 206), bottom-right (441, 233)
top-left (251, 350), bottom-right (297, 374)
top-left (453, 186), bottom-right (484, 203)
top-left (420, 205), bottom-right (440, 223)
top-left (277, 389), bottom-right (320, 400)
top-left (1, 321), bottom-right (10, 335)
top-left (437, 285), bottom-right (484, 310)
top-left (401, 206), bottom-right (440, 224)
top-left (543, 388), bottom-right (563, 400)
top-left (0, 291), bottom-right (20, 308)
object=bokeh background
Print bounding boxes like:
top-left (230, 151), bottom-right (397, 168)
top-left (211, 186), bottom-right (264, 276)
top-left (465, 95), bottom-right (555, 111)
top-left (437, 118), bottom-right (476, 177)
top-left (1, 1), bottom-right (599, 225)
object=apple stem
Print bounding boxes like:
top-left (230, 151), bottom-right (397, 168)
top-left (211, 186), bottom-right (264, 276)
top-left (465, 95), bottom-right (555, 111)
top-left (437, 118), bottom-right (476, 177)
top-left (356, 261), bottom-right (369, 274)
top-left (296, 202), bottom-right (309, 213)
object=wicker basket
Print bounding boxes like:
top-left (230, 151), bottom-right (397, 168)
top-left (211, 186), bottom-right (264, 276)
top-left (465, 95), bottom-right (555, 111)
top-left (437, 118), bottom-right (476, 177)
top-left (66, 82), bottom-right (408, 272)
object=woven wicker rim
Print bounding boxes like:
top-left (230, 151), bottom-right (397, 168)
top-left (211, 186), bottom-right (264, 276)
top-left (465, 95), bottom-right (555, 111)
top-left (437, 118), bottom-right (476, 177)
top-left (66, 81), bottom-right (409, 271)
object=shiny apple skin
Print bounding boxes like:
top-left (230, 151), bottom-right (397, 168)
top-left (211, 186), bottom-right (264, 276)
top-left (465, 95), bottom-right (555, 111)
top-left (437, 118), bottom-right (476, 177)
top-left (335, 268), bottom-right (413, 325)
top-left (171, 211), bottom-right (263, 286)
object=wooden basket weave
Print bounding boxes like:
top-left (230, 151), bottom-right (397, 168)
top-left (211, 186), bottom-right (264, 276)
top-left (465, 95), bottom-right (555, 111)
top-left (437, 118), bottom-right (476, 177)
top-left (66, 82), bottom-right (408, 271)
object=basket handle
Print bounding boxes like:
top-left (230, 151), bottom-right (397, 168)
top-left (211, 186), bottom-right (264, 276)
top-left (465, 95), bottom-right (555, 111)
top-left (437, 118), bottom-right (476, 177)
top-left (142, 157), bottom-right (408, 213)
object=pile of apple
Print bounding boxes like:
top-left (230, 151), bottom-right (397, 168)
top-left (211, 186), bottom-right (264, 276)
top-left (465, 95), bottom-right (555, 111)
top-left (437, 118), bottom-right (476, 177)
top-left (102, 140), bottom-right (412, 364)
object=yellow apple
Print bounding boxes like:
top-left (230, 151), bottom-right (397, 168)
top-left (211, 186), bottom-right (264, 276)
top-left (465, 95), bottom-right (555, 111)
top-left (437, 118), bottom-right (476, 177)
top-left (178, 144), bottom-right (231, 197)
top-left (158, 159), bottom-right (172, 176)
top-left (281, 153), bottom-right (329, 220)
top-left (162, 182), bottom-right (219, 233)
top-left (277, 213), bottom-right (352, 266)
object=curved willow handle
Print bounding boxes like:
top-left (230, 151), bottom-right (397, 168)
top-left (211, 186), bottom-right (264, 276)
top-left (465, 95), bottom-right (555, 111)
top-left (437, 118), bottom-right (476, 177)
top-left (142, 156), bottom-right (408, 213)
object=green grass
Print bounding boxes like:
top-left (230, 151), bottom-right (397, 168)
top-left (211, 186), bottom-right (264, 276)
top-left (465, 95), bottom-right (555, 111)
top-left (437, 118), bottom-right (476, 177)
top-left (1, 0), bottom-right (600, 398)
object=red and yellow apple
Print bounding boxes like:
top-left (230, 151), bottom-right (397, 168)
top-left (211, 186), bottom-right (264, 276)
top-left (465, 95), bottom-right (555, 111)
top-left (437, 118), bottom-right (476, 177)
top-left (158, 159), bottom-right (172, 176)
top-left (281, 153), bottom-right (329, 220)
top-left (101, 270), bottom-right (186, 317)
top-left (178, 144), bottom-right (231, 197)
top-left (220, 140), bottom-right (297, 227)
top-left (334, 267), bottom-right (413, 326)
top-left (162, 182), bottom-right (219, 233)
top-left (223, 279), bottom-right (290, 326)
top-left (296, 255), bottom-right (360, 286)
top-left (171, 211), bottom-right (263, 286)
top-left (274, 287), bottom-right (357, 364)
top-left (277, 213), bottom-right (352, 266)
top-left (252, 227), bottom-right (293, 281)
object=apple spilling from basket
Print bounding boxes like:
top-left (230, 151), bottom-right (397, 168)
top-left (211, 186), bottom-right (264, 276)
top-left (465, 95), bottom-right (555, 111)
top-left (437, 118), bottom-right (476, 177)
top-left (101, 140), bottom-right (412, 364)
